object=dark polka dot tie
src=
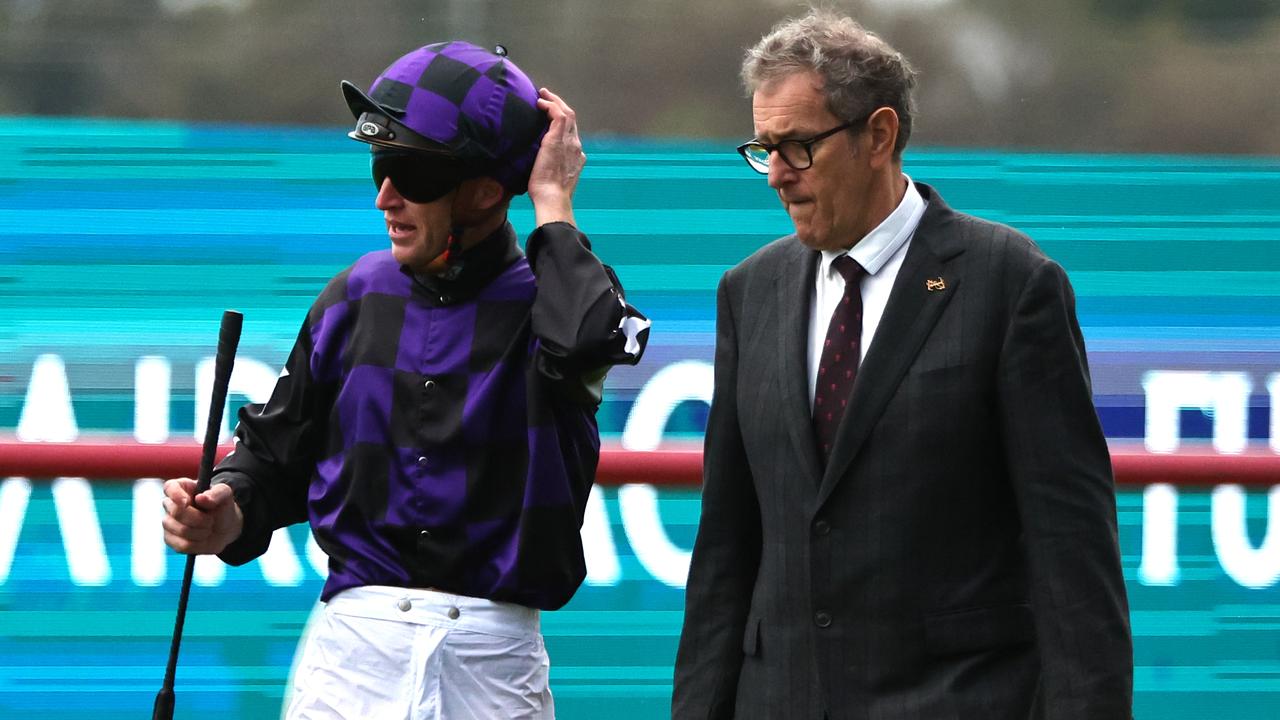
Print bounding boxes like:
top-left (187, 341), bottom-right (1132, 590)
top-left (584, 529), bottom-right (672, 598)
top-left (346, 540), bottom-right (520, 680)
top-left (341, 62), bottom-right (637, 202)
top-left (813, 255), bottom-right (866, 464)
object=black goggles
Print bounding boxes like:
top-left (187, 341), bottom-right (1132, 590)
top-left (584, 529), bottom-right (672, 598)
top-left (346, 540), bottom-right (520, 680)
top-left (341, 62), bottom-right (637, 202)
top-left (370, 151), bottom-right (463, 204)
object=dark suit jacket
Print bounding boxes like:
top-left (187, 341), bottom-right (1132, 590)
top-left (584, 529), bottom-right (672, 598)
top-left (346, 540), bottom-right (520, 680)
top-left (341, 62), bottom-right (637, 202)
top-left (672, 184), bottom-right (1132, 720)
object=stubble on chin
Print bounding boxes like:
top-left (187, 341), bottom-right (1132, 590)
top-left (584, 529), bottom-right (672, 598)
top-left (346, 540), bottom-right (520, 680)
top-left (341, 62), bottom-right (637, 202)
top-left (796, 234), bottom-right (827, 251)
top-left (790, 219), bottom-right (823, 250)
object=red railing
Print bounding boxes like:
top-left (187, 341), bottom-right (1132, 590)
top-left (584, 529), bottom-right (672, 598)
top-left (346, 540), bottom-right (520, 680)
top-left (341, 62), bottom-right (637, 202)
top-left (0, 437), bottom-right (1276, 486)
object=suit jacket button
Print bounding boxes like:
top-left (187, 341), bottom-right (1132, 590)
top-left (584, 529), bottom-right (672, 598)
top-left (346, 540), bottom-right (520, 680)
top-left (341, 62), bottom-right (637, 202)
top-left (814, 520), bottom-right (831, 536)
top-left (814, 611), bottom-right (832, 628)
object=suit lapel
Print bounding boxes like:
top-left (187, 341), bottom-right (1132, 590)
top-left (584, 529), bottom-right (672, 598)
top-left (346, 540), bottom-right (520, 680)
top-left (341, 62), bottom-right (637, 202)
top-left (817, 185), bottom-right (966, 505)
top-left (775, 240), bottom-right (823, 488)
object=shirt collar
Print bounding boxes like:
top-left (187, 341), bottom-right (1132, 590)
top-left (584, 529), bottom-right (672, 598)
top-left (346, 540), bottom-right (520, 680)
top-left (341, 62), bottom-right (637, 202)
top-left (403, 221), bottom-right (524, 301)
top-left (819, 175), bottom-right (925, 279)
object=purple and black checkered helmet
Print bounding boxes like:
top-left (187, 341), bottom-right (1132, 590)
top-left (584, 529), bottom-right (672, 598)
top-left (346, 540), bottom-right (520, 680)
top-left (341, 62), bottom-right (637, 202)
top-left (341, 41), bottom-right (548, 194)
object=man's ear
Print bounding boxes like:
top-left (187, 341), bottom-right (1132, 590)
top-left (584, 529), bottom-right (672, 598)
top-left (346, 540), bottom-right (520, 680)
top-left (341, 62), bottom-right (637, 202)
top-left (865, 106), bottom-right (900, 169)
top-left (457, 176), bottom-right (508, 213)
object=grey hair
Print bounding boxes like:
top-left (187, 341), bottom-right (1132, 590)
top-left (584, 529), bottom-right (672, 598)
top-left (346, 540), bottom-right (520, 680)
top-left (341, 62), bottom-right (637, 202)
top-left (742, 8), bottom-right (918, 156)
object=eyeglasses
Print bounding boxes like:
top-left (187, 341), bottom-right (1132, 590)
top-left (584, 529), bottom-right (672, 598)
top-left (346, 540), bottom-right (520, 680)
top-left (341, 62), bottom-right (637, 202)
top-left (736, 115), bottom-right (869, 174)
top-left (371, 150), bottom-right (463, 204)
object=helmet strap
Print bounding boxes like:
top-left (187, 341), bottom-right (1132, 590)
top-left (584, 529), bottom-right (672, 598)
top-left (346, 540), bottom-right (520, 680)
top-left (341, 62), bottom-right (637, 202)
top-left (433, 227), bottom-right (466, 281)
top-left (447, 228), bottom-right (463, 263)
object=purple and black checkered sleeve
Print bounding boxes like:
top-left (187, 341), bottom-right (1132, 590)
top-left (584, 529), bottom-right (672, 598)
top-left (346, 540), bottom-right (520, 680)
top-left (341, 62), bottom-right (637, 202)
top-left (213, 276), bottom-right (346, 566)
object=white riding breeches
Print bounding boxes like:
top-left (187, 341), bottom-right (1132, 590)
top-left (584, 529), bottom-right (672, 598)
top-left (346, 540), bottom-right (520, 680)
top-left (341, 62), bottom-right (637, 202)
top-left (283, 585), bottom-right (554, 720)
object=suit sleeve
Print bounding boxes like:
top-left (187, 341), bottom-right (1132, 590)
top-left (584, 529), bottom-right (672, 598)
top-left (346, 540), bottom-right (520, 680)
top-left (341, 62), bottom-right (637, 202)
top-left (525, 221), bottom-right (650, 406)
top-left (997, 258), bottom-right (1133, 718)
top-left (672, 272), bottom-right (762, 719)
top-left (214, 320), bottom-right (327, 565)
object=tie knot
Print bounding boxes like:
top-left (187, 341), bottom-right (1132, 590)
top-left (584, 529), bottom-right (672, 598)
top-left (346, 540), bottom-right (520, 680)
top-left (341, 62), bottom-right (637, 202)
top-left (832, 254), bottom-right (865, 285)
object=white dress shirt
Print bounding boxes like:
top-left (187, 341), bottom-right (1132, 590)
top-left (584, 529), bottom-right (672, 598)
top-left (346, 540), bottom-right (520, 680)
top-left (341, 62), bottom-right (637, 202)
top-left (808, 176), bottom-right (926, 410)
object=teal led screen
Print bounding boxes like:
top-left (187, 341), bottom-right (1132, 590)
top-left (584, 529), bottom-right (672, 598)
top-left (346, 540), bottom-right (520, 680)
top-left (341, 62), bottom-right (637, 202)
top-left (2, 118), bottom-right (1279, 718)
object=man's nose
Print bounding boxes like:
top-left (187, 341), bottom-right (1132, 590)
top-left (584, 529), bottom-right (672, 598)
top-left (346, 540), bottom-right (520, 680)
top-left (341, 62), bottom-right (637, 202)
top-left (374, 177), bottom-right (403, 209)
top-left (767, 154), bottom-right (796, 189)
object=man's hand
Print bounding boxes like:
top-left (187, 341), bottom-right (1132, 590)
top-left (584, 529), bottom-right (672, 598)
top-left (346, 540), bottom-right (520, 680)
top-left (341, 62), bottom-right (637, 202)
top-left (161, 478), bottom-right (244, 555)
top-left (528, 87), bottom-right (585, 228)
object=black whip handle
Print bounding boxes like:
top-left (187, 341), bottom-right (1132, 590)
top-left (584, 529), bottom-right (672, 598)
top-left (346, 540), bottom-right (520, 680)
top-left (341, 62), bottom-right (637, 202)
top-left (153, 310), bottom-right (242, 720)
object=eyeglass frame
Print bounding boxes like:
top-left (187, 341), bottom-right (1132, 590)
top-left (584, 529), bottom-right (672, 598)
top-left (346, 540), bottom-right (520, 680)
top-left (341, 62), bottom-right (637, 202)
top-left (735, 110), bottom-right (876, 175)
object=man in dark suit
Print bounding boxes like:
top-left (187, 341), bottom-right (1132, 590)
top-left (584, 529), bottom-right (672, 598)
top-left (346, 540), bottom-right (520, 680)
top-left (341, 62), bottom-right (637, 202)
top-left (673, 9), bottom-right (1132, 720)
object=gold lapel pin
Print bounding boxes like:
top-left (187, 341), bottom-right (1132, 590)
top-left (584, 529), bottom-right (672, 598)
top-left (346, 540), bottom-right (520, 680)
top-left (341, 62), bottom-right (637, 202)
top-left (926, 277), bottom-right (946, 292)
